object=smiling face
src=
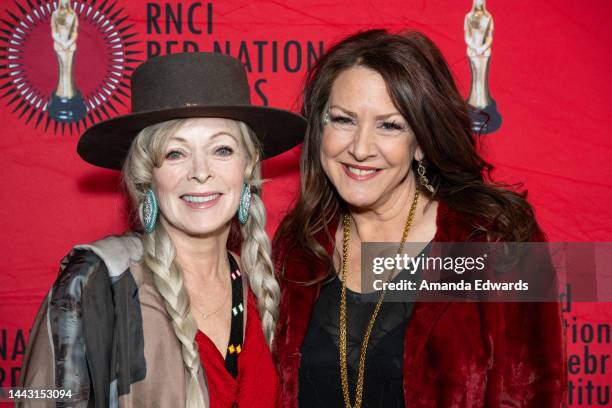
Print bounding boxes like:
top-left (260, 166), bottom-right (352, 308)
top-left (152, 118), bottom-right (247, 238)
top-left (320, 66), bottom-right (422, 211)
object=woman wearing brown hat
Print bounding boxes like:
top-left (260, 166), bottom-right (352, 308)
top-left (19, 52), bottom-right (305, 408)
top-left (273, 30), bottom-right (566, 407)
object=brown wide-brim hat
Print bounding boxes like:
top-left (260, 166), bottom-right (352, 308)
top-left (77, 52), bottom-right (306, 170)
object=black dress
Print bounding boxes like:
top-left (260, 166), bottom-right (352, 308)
top-left (298, 265), bottom-right (418, 408)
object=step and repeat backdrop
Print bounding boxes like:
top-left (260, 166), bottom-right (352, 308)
top-left (0, 0), bottom-right (610, 406)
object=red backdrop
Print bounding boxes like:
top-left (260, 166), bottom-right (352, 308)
top-left (0, 0), bottom-right (610, 406)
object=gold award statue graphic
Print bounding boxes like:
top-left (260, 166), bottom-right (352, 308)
top-left (48, 0), bottom-right (86, 122)
top-left (0, 0), bottom-right (140, 133)
top-left (464, 0), bottom-right (501, 134)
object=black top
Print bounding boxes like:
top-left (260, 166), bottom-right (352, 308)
top-left (298, 266), bottom-right (417, 408)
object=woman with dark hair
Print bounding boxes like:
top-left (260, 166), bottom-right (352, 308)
top-left (274, 30), bottom-right (566, 407)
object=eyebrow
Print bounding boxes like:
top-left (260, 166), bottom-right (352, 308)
top-left (168, 131), bottom-right (239, 144)
top-left (329, 104), bottom-right (404, 120)
top-left (167, 136), bottom-right (189, 144)
top-left (210, 131), bottom-right (239, 143)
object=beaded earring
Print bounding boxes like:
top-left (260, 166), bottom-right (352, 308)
top-left (417, 160), bottom-right (436, 194)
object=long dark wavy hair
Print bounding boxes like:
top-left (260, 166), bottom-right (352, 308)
top-left (274, 29), bottom-right (538, 281)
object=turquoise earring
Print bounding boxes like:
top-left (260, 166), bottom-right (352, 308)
top-left (143, 189), bottom-right (158, 233)
top-left (238, 183), bottom-right (251, 225)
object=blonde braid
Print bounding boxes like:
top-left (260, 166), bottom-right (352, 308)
top-left (142, 227), bottom-right (206, 408)
top-left (235, 122), bottom-right (280, 347)
top-left (240, 189), bottom-right (280, 346)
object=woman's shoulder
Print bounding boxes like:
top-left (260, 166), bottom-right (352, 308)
top-left (273, 213), bottom-right (338, 257)
top-left (435, 199), bottom-right (545, 243)
top-left (72, 233), bottom-right (143, 277)
top-left (433, 200), bottom-right (484, 242)
top-left (55, 233), bottom-right (144, 291)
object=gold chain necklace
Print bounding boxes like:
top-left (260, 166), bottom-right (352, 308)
top-left (339, 186), bottom-right (420, 408)
top-left (201, 293), bottom-right (228, 319)
top-left (194, 264), bottom-right (231, 319)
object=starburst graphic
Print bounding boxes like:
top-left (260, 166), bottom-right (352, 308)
top-left (0, 0), bottom-right (141, 134)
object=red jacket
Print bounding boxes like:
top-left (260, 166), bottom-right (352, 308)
top-left (273, 201), bottom-right (567, 407)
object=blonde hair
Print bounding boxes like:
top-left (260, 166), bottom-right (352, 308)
top-left (122, 118), bottom-right (279, 407)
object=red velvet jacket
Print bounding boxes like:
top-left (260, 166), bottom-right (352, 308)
top-left (273, 201), bottom-right (567, 407)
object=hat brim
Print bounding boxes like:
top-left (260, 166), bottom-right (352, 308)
top-left (77, 105), bottom-right (306, 170)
